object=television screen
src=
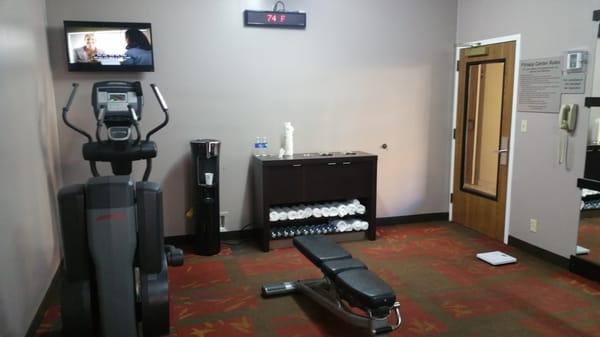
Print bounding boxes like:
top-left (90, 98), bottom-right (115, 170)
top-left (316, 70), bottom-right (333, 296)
top-left (64, 20), bottom-right (154, 72)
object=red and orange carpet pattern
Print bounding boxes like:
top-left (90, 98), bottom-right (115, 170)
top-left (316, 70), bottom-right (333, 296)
top-left (36, 222), bottom-right (600, 337)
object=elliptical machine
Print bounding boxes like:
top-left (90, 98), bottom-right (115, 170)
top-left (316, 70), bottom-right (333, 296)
top-left (58, 81), bottom-right (183, 337)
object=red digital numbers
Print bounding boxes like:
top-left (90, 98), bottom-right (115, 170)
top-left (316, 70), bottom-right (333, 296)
top-left (266, 13), bottom-right (286, 23)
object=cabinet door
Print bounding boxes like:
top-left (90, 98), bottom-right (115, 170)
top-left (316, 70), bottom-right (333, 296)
top-left (264, 164), bottom-right (305, 205)
top-left (585, 147), bottom-right (600, 181)
top-left (305, 160), bottom-right (373, 201)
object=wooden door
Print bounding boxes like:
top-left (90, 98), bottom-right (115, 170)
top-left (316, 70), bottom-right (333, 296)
top-left (452, 41), bottom-right (516, 241)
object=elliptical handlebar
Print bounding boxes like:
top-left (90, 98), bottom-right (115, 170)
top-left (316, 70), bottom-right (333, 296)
top-left (127, 105), bottom-right (142, 146)
top-left (146, 84), bottom-right (169, 141)
top-left (63, 83), bottom-right (93, 143)
top-left (64, 83), bottom-right (79, 111)
top-left (150, 84), bottom-right (168, 112)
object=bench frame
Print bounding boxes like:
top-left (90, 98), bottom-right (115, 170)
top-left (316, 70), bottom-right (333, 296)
top-left (262, 277), bottom-right (402, 336)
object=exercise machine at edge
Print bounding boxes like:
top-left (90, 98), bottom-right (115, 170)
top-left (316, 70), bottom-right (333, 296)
top-left (58, 81), bottom-right (184, 337)
top-left (262, 235), bottom-right (402, 336)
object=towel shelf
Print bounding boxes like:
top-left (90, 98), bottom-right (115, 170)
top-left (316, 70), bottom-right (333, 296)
top-left (252, 151), bottom-right (378, 251)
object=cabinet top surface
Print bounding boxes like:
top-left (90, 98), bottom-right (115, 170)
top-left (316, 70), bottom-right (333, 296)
top-left (253, 151), bottom-right (377, 163)
top-left (578, 178), bottom-right (600, 192)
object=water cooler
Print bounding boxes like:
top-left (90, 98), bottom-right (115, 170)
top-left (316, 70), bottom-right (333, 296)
top-left (190, 139), bottom-right (221, 255)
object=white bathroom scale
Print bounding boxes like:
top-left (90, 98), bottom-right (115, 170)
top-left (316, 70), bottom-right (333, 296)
top-left (576, 245), bottom-right (590, 255)
top-left (476, 251), bottom-right (517, 266)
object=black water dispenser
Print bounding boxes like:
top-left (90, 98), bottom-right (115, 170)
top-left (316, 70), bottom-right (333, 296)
top-left (191, 139), bottom-right (221, 255)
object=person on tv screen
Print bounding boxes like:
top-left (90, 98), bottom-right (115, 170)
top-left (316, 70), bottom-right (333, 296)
top-left (74, 33), bottom-right (104, 63)
top-left (122, 29), bottom-right (152, 66)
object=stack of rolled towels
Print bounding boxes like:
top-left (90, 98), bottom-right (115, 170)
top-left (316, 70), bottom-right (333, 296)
top-left (270, 219), bottom-right (369, 239)
top-left (329, 218), bottom-right (369, 232)
top-left (269, 199), bottom-right (366, 222)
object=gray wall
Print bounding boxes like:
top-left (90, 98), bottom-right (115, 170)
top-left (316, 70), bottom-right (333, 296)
top-left (46, 0), bottom-right (459, 235)
top-left (457, 0), bottom-right (600, 258)
top-left (0, 0), bottom-right (62, 335)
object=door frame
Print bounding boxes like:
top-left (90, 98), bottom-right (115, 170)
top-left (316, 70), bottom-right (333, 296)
top-left (448, 34), bottom-right (521, 244)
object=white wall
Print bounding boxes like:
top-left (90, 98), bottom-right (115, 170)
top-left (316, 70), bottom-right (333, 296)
top-left (457, 0), bottom-right (600, 258)
top-left (46, 0), bottom-right (459, 235)
top-left (0, 0), bottom-right (62, 335)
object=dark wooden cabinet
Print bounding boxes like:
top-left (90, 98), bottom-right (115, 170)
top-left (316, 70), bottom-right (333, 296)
top-left (585, 145), bottom-right (600, 181)
top-left (253, 152), bottom-right (377, 251)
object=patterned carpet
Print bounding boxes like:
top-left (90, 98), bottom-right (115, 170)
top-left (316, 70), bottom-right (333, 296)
top-left (35, 222), bottom-right (600, 337)
top-left (578, 216), bottom-right (600, 264)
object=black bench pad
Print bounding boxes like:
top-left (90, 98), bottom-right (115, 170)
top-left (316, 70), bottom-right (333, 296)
top-left (293, 236), bottom-right (351, 267)
top-left (335, 269), bottom-right (396, 310)
top-left (321, 259), bottom-right (366, 279)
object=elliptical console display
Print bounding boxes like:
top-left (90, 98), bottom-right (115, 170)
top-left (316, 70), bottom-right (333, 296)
top-left (58, 81), bottom-right (183, 337)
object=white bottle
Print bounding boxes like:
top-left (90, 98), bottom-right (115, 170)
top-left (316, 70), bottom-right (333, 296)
top-left (284, 122), bottom-right (294, 157)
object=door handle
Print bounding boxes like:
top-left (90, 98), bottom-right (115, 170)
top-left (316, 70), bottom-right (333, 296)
top-left (497, 136), bottom-right (510, 166)
top-left (327, 162), bottom-right (337, 166)
top-left (342, 162), bottom-right (351, 165)
top-left (292, 164), bottom-right (302, 167)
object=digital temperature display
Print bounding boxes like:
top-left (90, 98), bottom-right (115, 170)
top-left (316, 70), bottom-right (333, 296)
top-left (244, 10), bottom-right (306, 29)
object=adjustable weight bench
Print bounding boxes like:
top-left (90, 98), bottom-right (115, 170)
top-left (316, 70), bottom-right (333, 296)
top-left (262, 236), bottom-right (402, 336)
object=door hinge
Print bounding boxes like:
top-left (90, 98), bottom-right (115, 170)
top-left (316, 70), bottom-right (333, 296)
top-left (452, 128), bottom-right (456, 139)
top-left (450, 193), bottom-right (454, 203)
top-left (456, 60), bottom-right (460, 71)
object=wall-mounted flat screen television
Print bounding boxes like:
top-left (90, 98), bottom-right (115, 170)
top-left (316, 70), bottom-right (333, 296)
top-left (64, 20), bottom-right (154, 72)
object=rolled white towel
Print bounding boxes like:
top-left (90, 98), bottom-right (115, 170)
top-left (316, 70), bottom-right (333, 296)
top-left (313, 207), bottom-right (323, 218)
top-left (283, 207), bottom-right (297, 220)
top-left (304, 206), bottom-right (313, 218)
top-left (356, 204), bottom-right (366, 215)
top-left (343, 222), bottom-right (353, 232)
top-left (360, 221), bottom-right (369, 231)
top-left (321, 207), bottom-right (331, 217)
top-left (294, 206), bottom-right (305, 219)
top-left (328, 206), bottom-right (339, 217)
top-left (269, 209), bottom-right (279, 222)
top-left (296, 205), bottom-right (307, 219)
top-left (273, 207), bottom-right (287, 221)
top-left (338, 204), bottom-right (348, 217)
top-left (350, 219), bottom-right (363, 231)
top-left (332, 220), bottom-right (349, 232)
top-left (347, 203), bottom-right (357, 215)
top-left (350, 199), bottom-right (361, 206)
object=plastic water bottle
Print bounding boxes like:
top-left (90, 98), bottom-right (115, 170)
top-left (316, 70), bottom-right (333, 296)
top-left (254, 137), bottom-right (261, 156)
top-left (261, 136), bottom-right (268, 156)
top-left (254, 137), bottom-right (268, 156)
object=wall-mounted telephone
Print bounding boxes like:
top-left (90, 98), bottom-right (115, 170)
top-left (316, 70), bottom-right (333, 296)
top-left (558, 104), bottom-right (578, 169)
top-left (559, 104), bottom-right (578, 133)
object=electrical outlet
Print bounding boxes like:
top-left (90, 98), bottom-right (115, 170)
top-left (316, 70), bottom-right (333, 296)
top-left (521, 119), bottom-right (528, 133)
top-left (529, 218), bottom-right (538, 232)
top-left (220, 211), bottom-right (229, 231)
